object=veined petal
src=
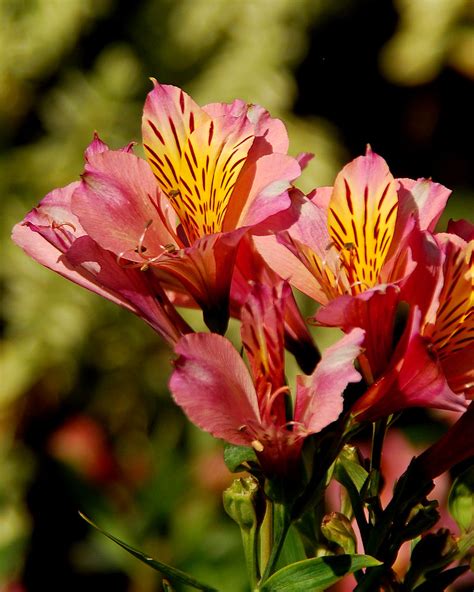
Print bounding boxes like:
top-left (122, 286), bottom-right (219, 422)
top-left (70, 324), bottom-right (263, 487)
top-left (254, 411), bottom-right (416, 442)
top-left (231, 236), bottom-right (320, 374)
top-left (353, 308), bottom-right (468, 421)
top-left (241, 283), bottom-right (286, 415)
top-left (254, 190), bottom-right (334, 304)
top-left (172, 114), bottom-right (254, 242)
top-left (225, 153), bottom-right (299, 229)
top-left (429, 237), bottom-right (474, 368)
top-left (142, 81), bottom-right (210, 199)
top-left (73, 149), bottom-right (176, 261)
top-left (315, 286), bottom-right (400, 379)
top-left (397, 177), bottom-right (451, 233)
top-left (12, 182), bottom-right (190, 345)
top-left (295, 328), bottom-right (364, 433)
top-left (328, 149), bottom-right (398, 293)
top-left (65, 237), bottom-right (190, 344)
top-left (203, 101), bottom-right (289, 153)
top-left (155, 228), bottom-right (246, 333)
top-left (170, 333), bottom-right (261, 446)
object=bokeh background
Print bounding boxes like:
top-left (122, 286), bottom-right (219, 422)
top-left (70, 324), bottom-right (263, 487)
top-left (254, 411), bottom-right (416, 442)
top-left (1, 1), bottom-right (473, 591)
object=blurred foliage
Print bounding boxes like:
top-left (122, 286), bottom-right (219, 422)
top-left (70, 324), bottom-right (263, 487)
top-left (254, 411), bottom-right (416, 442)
top-left (0, 0), bottom-right (472, 590)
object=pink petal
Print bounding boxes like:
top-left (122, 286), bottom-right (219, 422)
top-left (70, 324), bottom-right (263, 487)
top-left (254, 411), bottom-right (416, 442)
top-left (73, 149), bottom-right (176, 260)
top-left (170, 333), bottom-right (260, 446)
top-left (231, 236), bottom-right (319, 374)
top-left (156, 229), bottom-right (247, 333)
top-left (415, 403), bottom-right (474, 480)
top-left (447, 218), bottom-right (474, 241)
top-left (308, 186), bottom-right (332, 209)
top-left (353, 308), bottom-right (468, 421)
top-left (12, 182), bottom-right (190, 345)
top-left (203, 102), bottom-right (289, 154)
top-left (295, 328), bottom-right (364, 433)
top-left (397, 177), bottom-right (451, 232)
top-left (84, 132), bottom-right (110, 160)
top-left (202, 99), bottom-right (247, 118)
top-left (315, 285), bottom-right (401, 380)
top-left (296, 152), bottom-right (314, 171)
top-left (66, 236), bottom-right (190, 344)
top-left (241, 283), bottom-right (287, 425)
top-left (142, 80), bottom-right (210, 196)
top-left (225, 153), bottom-right (299, 229)
top-left (253, 190), bottom-right (331, 303)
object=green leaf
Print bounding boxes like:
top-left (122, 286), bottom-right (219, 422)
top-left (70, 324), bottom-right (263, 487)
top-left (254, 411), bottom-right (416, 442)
top-left (224, 443), bottom-right (257, 472)
top-left (276, 524), bottom-right (307, 569)
top-left (333, 453), bottom-right (369, 539)
top-left (259, 554), bottom-right (381, 591)
top-left (448, 466), bottom-right (474, 533)
top-left (79, 513), bottom-right (219, 591)
top-left (334, 457), bottom-right (369, 493)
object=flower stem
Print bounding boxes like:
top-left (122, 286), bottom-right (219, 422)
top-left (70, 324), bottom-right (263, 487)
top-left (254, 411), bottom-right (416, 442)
top-left (260, 501), bottom-right (290, 584)
top-left (259, 497), bottom-right (273, 576)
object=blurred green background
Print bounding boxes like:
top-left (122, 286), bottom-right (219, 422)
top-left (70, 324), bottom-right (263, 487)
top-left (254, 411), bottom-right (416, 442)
top-left (1, 1), bottom-right (473, 590)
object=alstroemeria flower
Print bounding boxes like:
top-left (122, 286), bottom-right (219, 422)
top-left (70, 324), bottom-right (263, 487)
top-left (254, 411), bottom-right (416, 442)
top-left (255, 148), bottom-right (451, 380)
top-left (73, 81), bottom-right (301, 333)
top-left (12, 137), bottom-right (191, 345)
top-left (353, 231), bottom-right (473, 420)
top-left (170, 282), bottom-right (364, 476)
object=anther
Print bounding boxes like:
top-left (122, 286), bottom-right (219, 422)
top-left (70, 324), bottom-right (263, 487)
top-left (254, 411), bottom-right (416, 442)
top-left (251, 440), bottom-right (264, 452)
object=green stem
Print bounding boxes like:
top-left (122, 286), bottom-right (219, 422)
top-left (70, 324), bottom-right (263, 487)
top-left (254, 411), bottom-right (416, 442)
top-left (370, 418), bottom-right (387, 475)
top-left (366, 418), bottom-right (388, 523)
top-left (259, 497), bottom-right (273, 577)
top-left (260, 502), bottom-right (290, 584)
top-left (241, 523), bottom-right (259, 587)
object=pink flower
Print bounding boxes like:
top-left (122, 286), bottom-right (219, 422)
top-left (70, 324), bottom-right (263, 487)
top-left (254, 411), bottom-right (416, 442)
top-left (353, 230), bottom-right (472, 420)
top-left (11, 153), bottom-right (191, 346)
top-left (13, 82), bottom-right (301, 335)
top-left (72, 81), bottom-right (301, 333)
top-left (169, 282), bottom-right (364, 476)
top-left (255, 148), bottom-right (451, 381)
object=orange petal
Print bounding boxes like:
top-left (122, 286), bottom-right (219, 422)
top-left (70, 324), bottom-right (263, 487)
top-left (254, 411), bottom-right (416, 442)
top-left (328, 149), bottom-right (398, 293)
top-left (142, 81), bottom-right (210, 198)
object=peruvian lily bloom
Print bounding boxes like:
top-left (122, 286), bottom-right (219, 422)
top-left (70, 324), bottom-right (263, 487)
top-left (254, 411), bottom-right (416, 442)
top-left (170, 281), bottom-right (364, 477)
top-left (255, 147), bottom-right (451, 381)
top-left (72, 81), bottom-right (301, 334)
top-left (12, 138), bottom-right (191, 346)
top-left (352, 229), bottom-right (473, 420)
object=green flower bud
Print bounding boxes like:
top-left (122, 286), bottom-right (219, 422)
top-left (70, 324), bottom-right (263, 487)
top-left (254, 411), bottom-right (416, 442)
top-left (223, 475), bottom-right (260, 531)
top-left (321, 512), bottom-right (357, 554)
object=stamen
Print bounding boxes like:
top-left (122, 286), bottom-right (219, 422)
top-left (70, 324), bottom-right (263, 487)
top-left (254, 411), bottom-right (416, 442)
top-left (262, 384), bottom-right (290, 421)
top-left (251, 440), bottom-right (264, 452)
top-left (52, 221), bottom-right (77, 233)
top-left (137, 219), bottom-right (153, 256)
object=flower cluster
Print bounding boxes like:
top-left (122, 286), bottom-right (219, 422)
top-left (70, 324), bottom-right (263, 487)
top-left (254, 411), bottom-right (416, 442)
top-left (13, 80), bottom-right (473, 590)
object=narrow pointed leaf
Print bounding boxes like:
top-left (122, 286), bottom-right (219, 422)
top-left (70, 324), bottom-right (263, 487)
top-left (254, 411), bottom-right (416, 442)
top-left (259, 554), bottom-right (381, 591)
top-left (276, 524), bottom-right (307, 569)
top-left (79, 513), bottom-right (219, 591)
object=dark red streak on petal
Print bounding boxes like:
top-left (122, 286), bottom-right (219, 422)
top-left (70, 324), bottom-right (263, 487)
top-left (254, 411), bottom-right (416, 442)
top-left (147, 120), bottom-right (165, 145)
